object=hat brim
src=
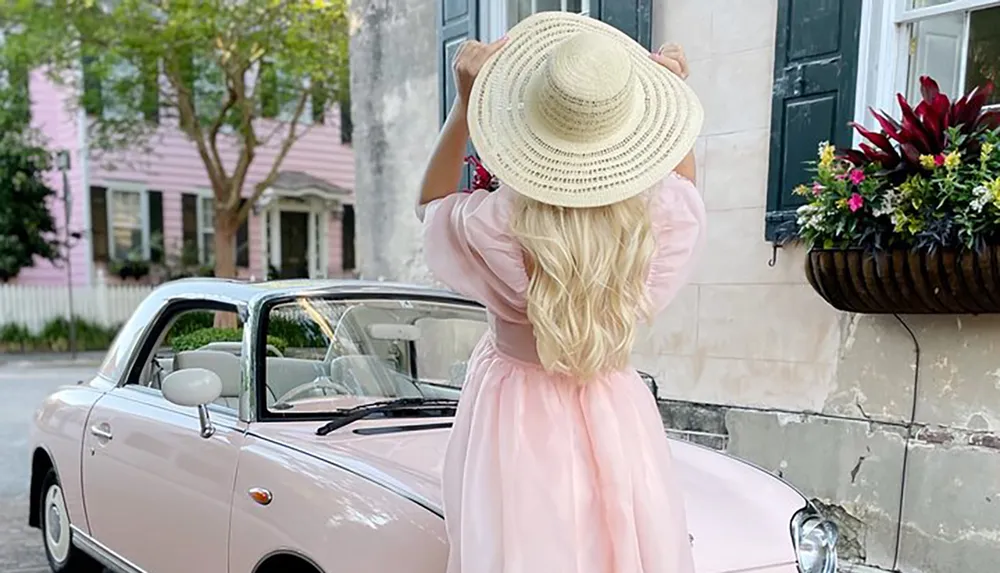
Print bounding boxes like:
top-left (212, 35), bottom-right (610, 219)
top-left (467, 12), bottom-right (704, 208)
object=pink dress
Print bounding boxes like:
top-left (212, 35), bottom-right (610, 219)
top-left (423, 173), bottom-right (706, 573)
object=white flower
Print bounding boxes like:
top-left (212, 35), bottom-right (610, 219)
top-left (970, 185), bottom-right (991, 213)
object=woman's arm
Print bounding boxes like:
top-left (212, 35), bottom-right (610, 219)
top-left (416, 37), bottom-right (507, 221)
top-left (415, 100), bottom-right (471, 220)
top-left (674, 149), bottom-right (696, 184)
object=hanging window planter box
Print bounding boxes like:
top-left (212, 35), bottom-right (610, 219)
top-left (791, 76), bottom-right (1000, 315)
top-left (804, 247), bottom-right (1000, 314)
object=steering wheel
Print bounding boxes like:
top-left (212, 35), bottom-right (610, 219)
top-left (273, 376), bottom-right (355, 406)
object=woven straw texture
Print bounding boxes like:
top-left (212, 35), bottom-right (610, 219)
top-left (467, 11), bottom-right (704, 208)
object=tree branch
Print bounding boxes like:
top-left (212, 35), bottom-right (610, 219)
top-left (236, 89), bottom-right (310, 224)
top-left (164, 57), bottom-right (224, 193)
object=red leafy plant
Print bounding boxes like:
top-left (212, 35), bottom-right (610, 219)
top-left (463, 155), bottom-right (499, 192)
top-left (843, 76), bottom-right (1000, 179)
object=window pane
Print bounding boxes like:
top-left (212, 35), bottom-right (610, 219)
top-left (535, 0), bottom-right (561, 11)
top-left (966, 6), bottom-right (1000, 105)
top-left (906, 12), bottom-right (965, 101)
top-left (200, 196), bottom-right (214, 230)
top-left (111, 191), bottom-right (142, 259)
top-left (566, 0), bottom-right (582, 12)
top-left (910, 0), bottom-right (955, 8)
top-left (202, 231), bottom-right (215, 263)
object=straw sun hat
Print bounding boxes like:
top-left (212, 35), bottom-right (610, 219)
top-left (467, 11), bottom-right (704, 208)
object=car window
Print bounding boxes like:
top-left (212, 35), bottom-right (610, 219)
top-left (128, 307), bottom-right (244, 412)
top-left (262, 298), bottom-right (487, 415)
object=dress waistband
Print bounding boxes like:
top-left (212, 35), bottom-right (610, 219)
top-left (489, 315), bottom-right (541, 366)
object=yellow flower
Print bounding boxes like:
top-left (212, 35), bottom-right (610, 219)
top-left (919, 154), bottom-right (937, 170)
top-left (793, 184), bottom-right (809, 196)
top-left (988, 177), bottom-right (1000, 207)
top-left (944, 151), bottom-right (961, 170)
top-left (818, 142), bottom-right (836, 168)
top-left (983, 143), bottom-right (996, 162)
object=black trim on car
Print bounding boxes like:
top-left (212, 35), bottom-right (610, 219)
top-left (352, 422), bottom-right (453, 436)
top-left (252, 548), bottom-right (326, 573)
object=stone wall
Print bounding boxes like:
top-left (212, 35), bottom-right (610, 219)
top-left (349, 0), bottom-right (1000, 569)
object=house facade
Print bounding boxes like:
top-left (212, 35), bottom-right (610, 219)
top-left (350, 0), bottom-right (1000, 571)
top-left (19, 70), bottom-right (356, 287)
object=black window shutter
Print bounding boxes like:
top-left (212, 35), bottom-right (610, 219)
top-left (260, 61), bottom-right (279, 119)
top-left (236, 199), bottom-right (250, 268)
top-left (90, 186), bottom-right (109, 262)
top-left (141, 56), bottom-right (160, 124)
top-left (311, 79), bottom-right (327, 124)
top-left (341, 204), bottom-right (356, 271)
top-left (82, 55), bottom-right (103, 117)
top-left (591, 0), bottom-right (653, 50)
top-left (180, 193), bottom-right (199, 265)
top-left (339, 94), bottom-right (353, 144)
top-left (765, 0), bottom-right (862, 242)
top-left (148, 190), bottom-right (164, 263)
top-left (438, 0), bottom-right (479, 191)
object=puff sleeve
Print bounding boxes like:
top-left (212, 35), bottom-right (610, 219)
top-left (422, 187), bottom-right (529, 323)
top-left (646, 173), bottom-right (707, 314)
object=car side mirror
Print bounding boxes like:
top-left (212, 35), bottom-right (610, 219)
top-left (161, 368), bottom-right (223, 439)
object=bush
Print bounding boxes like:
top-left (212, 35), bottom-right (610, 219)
top-left (167, 311), bottom-right (215, 343)
top-left (267, 315), bottom-right (328, 348)
top-left (38, 316), bottom-right (118, 351)
top-left (171, 327), bottom-right (287, 354)
top-left (0, 323), bottom-right (33, 351)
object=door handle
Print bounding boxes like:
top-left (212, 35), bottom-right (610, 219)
top-left (90, 424), bottom-right (113, 441)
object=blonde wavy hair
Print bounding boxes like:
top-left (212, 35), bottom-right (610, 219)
top-left (509, 193), bottom-right (655, 380)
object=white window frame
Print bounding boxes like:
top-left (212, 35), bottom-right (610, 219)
top-left (105, 182), bottom-right (150, 261)
top-left (194, 190), bottom-right (215, 265)
top-left (857, 0), bottom-right (1000, 141)
top-left (481, 0), bottom-right (592, 42)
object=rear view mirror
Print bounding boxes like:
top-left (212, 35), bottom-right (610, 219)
top-left (367, 323), bottom-right (421, 341)
top-left (162, 368), bottom-right (223, 407)
top-left (161, 368), bottom-right (223, 439)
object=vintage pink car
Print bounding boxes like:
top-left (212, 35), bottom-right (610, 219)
top-left (28, 279), bottom-right (838, 573)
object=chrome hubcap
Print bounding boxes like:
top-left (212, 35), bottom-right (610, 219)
top-left (44, 484), bottom-right (70, 563)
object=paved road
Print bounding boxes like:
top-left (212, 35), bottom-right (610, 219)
top-left (0, 356), bottom-right (100, 573)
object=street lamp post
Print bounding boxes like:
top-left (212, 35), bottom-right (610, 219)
top-left (55, 150), bottom-right (76, 359)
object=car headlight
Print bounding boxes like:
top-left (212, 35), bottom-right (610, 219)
top-left (791, 508), bottom-right (838, 573)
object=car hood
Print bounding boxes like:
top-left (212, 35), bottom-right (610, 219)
top-left (253, 420), bottom-right (803, 573)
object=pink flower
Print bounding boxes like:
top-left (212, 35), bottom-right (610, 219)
top-left (812, 183), bottom-right (824, 196)
top-left (847, 193), bottom-right (864, 213)
top-left (934, 154), bottom-right (945, 166)
top-left (848, 168), bottom-right (866, 185)
top-left (835, 172), bottom-right (847, 180)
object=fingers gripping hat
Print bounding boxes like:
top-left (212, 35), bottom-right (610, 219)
top-left (467, 11), bottom-right (704, 208)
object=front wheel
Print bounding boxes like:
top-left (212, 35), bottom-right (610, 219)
top-left (39, 469), bottom-right (102, 572)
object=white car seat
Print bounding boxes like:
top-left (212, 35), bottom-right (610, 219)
top-left (173, 350), bottom-right (242, 410)
top-left (327, 355), bottom-right (423, 398)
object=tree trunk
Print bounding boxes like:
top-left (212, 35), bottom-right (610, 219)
top-left (213, 209), bottom-right (239, 329)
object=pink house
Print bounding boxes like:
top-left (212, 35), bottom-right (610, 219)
top-left (19, 70), bottom-right (355, 287)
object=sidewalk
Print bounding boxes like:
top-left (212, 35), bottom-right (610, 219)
top-left (0, 351), bottom-right (105, 368)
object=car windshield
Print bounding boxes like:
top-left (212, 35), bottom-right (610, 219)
top-left (260, 297), bottom-right (488, 416)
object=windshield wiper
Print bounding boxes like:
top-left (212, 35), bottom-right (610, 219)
top-left (315, 398), bottom-right (459, 436)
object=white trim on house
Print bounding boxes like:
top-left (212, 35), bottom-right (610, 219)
top-left (103, 181), bottom-right (151, 262)
top-left (256, 187), bottom-right (344, 280)
top-left (481, 0), bottom-right (592, 42)
top-left (191, 189), bottom-right (215, 265)
top-left (859, 0), bottom-right (1000, 127)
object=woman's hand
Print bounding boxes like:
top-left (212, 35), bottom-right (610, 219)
top-left (650, 43), bottom-right (689, 80)
top-left (453, 37), bottom-right (508, 108)
top-left (650, 43), bottom-right (696, 183)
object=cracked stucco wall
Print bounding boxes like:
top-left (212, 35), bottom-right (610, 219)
top-left (349, 0), bottom-right (1000, 570)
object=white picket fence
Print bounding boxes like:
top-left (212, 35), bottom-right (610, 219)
top-left (0, 283), bottom-right (155, 332)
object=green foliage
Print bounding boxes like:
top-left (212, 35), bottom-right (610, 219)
top-left (0, 0), bottom-right (350, 278)
top-left (171, 326), bottom-right (286, 354)
top-left (0, 317), bottom-right (119, 352)
top-left (0, 128), bottom-right (62, 282)
top-left (267, 315), bottom-right (328, 348)
top-left (797, 130), bottom-right (1000, 251)
top-left (166, 311), bottom-right (215, 344)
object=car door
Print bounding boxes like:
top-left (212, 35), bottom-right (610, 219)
top-left (81, 304), bottom-right (245, 573)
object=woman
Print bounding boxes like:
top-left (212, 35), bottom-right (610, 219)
top-left (416, 12), bottom-right (705, 573)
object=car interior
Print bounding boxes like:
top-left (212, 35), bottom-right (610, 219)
top-left (133, 300), bottom-right (488, 414)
